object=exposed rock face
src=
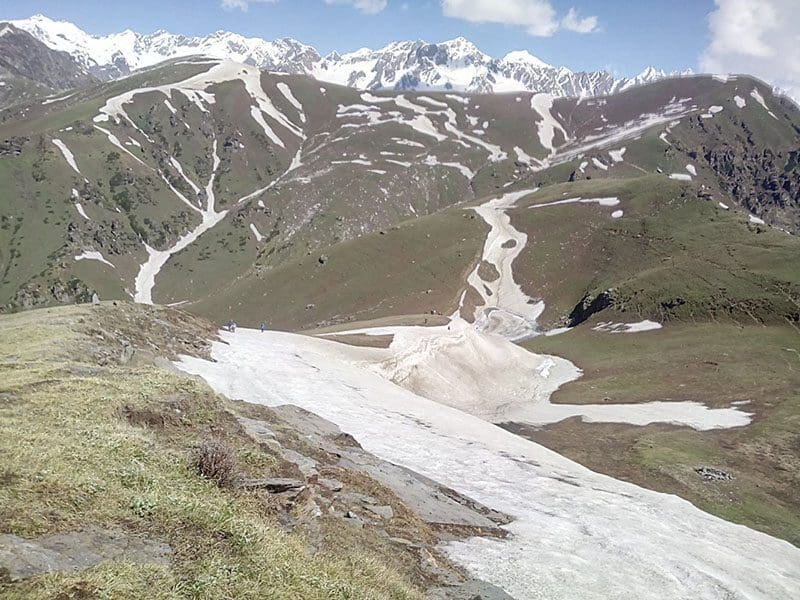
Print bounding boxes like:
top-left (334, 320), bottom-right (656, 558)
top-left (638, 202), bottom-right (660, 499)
top-left (0, 22), bottom-right (96, 108)
top-left (566, 290), bottom-right (615, 327)
top-left (704, 145), bottom-right (800, 233)
top-left (0, 527), bottom-right (171, 582)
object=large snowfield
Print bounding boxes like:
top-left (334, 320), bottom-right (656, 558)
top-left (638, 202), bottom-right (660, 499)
top-left (177, 328), bottom-right (800, 599)
top-left (176, 190), bottom-right (800, 599)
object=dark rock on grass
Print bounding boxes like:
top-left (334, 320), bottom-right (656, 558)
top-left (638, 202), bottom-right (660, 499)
top-left (238, 477), bottom-right (305, 493)
top-left (695, 466), bottom-right (734, 481)
top-left (566, 289), bottom-right (615, 327)
top-left (0, 527), bottom-right (170, 582)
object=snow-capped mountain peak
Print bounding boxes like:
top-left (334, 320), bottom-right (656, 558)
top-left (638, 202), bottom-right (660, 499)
top-left (503, 50), bottom-right (552, 70)
top-left (9, 14), bottom-right (682, 97)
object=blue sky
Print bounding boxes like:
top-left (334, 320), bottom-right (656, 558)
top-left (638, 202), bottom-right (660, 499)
top-left (1, 0), bottom-right (717, 77)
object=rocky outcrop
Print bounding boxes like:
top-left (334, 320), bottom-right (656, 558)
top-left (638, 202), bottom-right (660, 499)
top-left (566, 290), bottom-right (615, 327)
top-left (0, 528), bottom-right (171, 582)
top-left (704, 144), bottom-right (800, 233)
top-left (0, 23), bottom-right (96, 108)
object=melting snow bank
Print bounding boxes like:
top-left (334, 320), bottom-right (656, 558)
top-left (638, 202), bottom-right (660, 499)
top-left (322, 318), bottom-right (752, 431)
top-left (593, 319), bottom-right (662, 333)
top-left (176, 329), bottom-right (800, 600)
top-left (74, 250), bottom-right (115, 268)
top-left (465, 189), bottom-right (545, 340)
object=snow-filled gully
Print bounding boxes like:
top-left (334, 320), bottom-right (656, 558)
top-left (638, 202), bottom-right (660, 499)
top-left (89, 60), bottom-right (308, 304)
top-left (175, 188), bottom-right (799, 599)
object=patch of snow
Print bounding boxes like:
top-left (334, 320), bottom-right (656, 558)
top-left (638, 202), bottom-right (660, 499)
top-left (718, 202), bottom-right (729, 210)
top-left (276, 81), bottom-right (306, 123)
top-left (52, 139), bottom-right (81, 175)
top-left (749, 214), bottom-right (765, 225)
top-left (74, 203), bottom-right (89, 220)
top-left (530, 196), bottom-right (620, 210)
top-left (423, 155), bottom-right (474, 179)
top-left (608, 147), bottom-right (626, 163)
top-left (392, 138), bottom-right (425, 148)
top-left (74, 250), bottom-right (115, 268)
top-left (611, 210), bottom-right (623, 218)
top-left (513, 146), bottom-right (537, 165)
top-left (749, 88), bottom-right (778, 119)
top-left (445, 94), bottom-right (470, 105)
top-left (530, 93), bottom-right (568, 155)
top-left (734, 95), bottom-right (746, 108)
top-left (686, 164), bottom-right (697, 176)
top-left (417, 95), bottom-right (448, 108)
top-left (669, 173), bottom-right (692, 181)
top-left (593, 320), bottom-right (662, 333)
top-left (249, 223), bottom-right (263, 241)
top-left (591, 157), bottom-right (608, 171)
top-left (135, 139), bottom-right (228, 304)
top-left (42, 92), bottom-right (75, 105)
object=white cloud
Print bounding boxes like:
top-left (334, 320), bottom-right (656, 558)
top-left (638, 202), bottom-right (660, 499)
top-left (440, 0), bottom-right (597, 37)
top-left (221, 0), bottom-right (277, 10)
top-left (560, 7), bottom-right (598, 34)
top-left (323, 0), bottom-right (388, 14)
top-left (700, 0), bottom-right (800, 100)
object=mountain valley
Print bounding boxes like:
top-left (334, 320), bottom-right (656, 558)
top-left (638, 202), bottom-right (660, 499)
top-left (1, 12), bottom-right (799, 600)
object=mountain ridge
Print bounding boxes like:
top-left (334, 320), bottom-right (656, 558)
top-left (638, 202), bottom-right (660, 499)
top-left (10, 13), bottom-right (687, 96)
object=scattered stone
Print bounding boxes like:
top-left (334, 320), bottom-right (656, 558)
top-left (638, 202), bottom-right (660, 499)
top-left (695, 466), bottom-right (734, 481)
top-left (344, 510), bottom-right (364, 527)
top-left (317, 478), bottom-right (344, 492)
top-left (0, 392), bottom-right (19, 404)
top-left (365, 504), bottom-right (394, 520)
top-left (281, 448), bottom-right (319, 477)
top-left (389, 536), bottom-right (415, 546)
top-left (305, 303), bottom-right (315, 310)
top-left (318, 254), bottom-right (327, 265)
top-left (119, 341), bottom-right (134, 364)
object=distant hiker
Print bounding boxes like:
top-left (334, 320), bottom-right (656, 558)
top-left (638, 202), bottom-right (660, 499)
top-left (231, 322), bottom-right (237, 333)
top-left (260, 322), bottom-right (266, 333)
top-left (91, 292), bottom-right (100, 306)
top-left (226, 319), bottom-right (234, 332)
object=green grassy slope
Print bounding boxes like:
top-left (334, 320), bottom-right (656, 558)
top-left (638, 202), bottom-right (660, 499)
top-left (187, 206), bottom-right (488, 330)
top-left (508, 176), bottom-right (800, 328)
top-left (521, 322), bottom-right (800, 545)
top-left (0, 304), bottom-right (432, 598)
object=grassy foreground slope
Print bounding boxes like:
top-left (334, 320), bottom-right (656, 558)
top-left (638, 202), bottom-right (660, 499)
top-left (0, 304), bottom-right (434, 599)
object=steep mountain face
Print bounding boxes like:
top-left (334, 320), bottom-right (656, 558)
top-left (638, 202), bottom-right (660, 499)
top-left (0, 53), bottom-right (797, 317)
top-left (11, 14), bottom-right (674, 95)
top-left (0, 22), bottom-right (97, 108)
